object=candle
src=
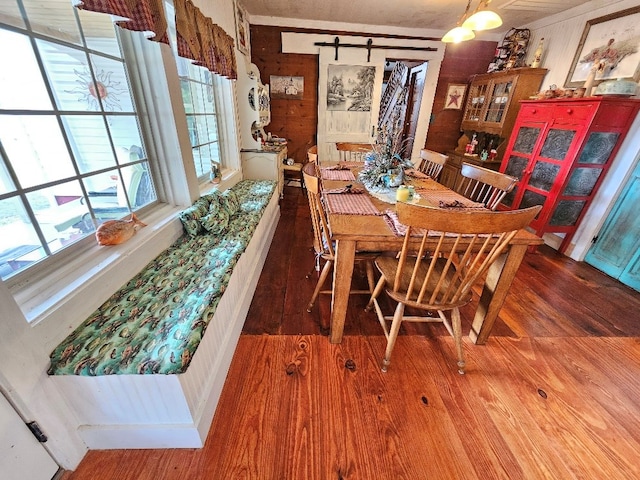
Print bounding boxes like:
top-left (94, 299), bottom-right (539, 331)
top-left (396, 185), bottom-right (410, 202)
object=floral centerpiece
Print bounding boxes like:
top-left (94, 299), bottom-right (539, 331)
top-left (358, 125), bottom-right (413, 192)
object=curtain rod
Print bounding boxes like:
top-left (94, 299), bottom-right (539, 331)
top-left (314, 37), bottom-right (438, 61)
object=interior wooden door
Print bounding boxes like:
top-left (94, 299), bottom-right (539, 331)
top-left (585, 159), bottom-right (640, 291)
top-left (402, 63), bottom-right (427, 162)
top-left (1, 392), bottom-right (59, 480)
top-left (317, 47), bottom-right (385, 162)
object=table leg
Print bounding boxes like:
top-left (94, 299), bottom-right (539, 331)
top-left (469, 243), bottom-right (528, 345)
top-left (330, 239), bottom-right (356, 344)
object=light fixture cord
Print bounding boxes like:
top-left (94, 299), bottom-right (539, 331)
top-left (458, 0), bottom-right (473, 25)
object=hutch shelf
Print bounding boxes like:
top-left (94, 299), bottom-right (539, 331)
top-left (499, 96), bottom-right (640, 253)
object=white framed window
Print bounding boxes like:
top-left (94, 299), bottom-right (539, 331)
top-left (2, 0), bottom-right (242, 325)
top-left (177, 58), bottom-right (225, 180)
top-left (0, 1), bottom-right (157, 281)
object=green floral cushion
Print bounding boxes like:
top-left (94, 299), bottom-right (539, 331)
top-left (219, 189), bottom-right (240, 216)
top-left (178, 197), bottom-right (211, 236)
top-left (48, 180), bottom-right (276, 376)
top-left (201, 202), bottom-right (229, 234)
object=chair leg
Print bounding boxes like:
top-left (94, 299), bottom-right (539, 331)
top-left (365, 260), bottom-right (376, 294)
top-left (307, 259), bottom-right (333, 312)
top-left (365, 275), bottom-right (386, 312)
top-left (381, 302), bottom-right (405, 372)
top-left (451, 307), bottom-right (465, 375)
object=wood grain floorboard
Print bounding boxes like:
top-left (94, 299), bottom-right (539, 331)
top-left (62, 186), bottom-right (640, 479)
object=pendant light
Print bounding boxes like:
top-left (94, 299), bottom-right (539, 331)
top-left (462, 0), bottom-right (503, 31)
top-left (441, 0), bottom-right (475, 43)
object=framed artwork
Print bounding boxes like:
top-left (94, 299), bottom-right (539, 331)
top-left (270, 76), bottom-right (304, 100)
top-left (565, 6), bottom-right (640, 88)
top-left (326, 65), bottom-right (375, 111)
top-left (234, 1), bottom-right (250, 57)
top-left (444, 84), bottom-right (466, 110)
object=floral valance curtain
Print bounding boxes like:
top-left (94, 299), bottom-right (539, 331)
top-left (73, 0), bottom-right (170, 44)
top-left (174, 0), bottom-right (237, 79)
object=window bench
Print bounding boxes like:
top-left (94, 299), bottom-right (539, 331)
top-left (46, 180), bottom-right (279, 449)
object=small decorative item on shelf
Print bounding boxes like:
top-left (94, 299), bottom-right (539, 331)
top-left (531, 38), bottom-right (544, 68)
top-left (210, 160), bottom-right (221, 184)
top-left (358, 125), bottom-right (413, 193)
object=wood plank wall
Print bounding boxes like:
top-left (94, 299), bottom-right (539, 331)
top-left (424, 41), bottom-right (497, 154)
top-left (249, 26), bottom-right (496, 162)
top-left (250, 25), bottom-right (319, 163)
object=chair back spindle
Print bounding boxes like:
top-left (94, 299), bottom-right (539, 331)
top-left (335, 142), bottom-right (372, 162)
top-left (456, 162), bottom-right (518, 210)
top-left (417, 149), bottom-right (448, 181)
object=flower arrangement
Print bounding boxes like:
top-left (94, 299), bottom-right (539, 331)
top-left (358, 125), bottom-right (414, 190)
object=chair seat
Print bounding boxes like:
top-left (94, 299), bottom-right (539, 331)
top-left (283, 162), bottom-right (304, 189)
top-left (375, 256), bottom-right (472, 310)
top-left (282, 162), bottom-right (303, 172)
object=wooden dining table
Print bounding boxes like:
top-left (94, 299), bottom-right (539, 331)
top-left (315, 162), bottom-right (544, 345)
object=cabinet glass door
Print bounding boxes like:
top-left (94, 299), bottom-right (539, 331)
top-left (484, 80), bottom-right (512, 124)
top-left (463, 83), bottom-right (488, 122)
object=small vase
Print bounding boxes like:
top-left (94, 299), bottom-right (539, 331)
top-left (387, 167), bottom-right (404, 188)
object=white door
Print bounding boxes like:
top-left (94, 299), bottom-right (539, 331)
top-left (317, 47), bottom-right (386, 162)
top-left (1, 393), bottom-right (59, 480)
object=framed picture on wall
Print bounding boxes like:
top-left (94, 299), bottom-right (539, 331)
top-left (444, 84), bottom-right (466, 110)
top-left (270, 76), bottom-right (304, 100)
top-left (565, 6), bottom-right (640, 88)
top-left (234, 1), bottom-right (250, 57)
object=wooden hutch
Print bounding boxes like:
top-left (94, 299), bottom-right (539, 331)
top-left (440, 67), bottom-right (547, 190)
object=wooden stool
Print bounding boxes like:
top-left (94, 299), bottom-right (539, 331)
top-left (282, 162), bottom-right (304, 190)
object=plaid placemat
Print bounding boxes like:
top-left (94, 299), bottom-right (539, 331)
top-left (416, 189), bottom-right (485, 209)
top-left (324, 193), bottom-right (383, 215)
top-left (383, 210), bottom-right (426, 236)
top-left (405, 168), bottom-right (430, 179)
top-left (321, 169), bottom-right (356, 181)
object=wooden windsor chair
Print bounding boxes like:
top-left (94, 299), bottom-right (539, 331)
top-left (366, 202), bottom-right (541, 374)
top-left (302, 163), bottom-right (376, 313)
top-left (456, 162), bottom-right (518, 210)
top-left (335, 142), bottom-right (372, 162)
top-left (417, 149), bottom-right (448, 181)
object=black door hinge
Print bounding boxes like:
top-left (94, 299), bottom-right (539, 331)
top-left (591, 235), bottom-right (598, 244)
top-left (26, 421), bottom-right (48, 443)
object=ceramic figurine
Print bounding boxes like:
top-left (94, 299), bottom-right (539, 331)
top-left (95, 214), bottom-right (146, 246)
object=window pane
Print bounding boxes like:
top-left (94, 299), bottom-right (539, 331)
top-left (0, 0), bottom-right (24, 29)
top-left (63, 115), bottom-right (116, 174)
top-left (0, 158), bottom-right (16, 195)
top-left (77, 8), bottom-right (121, 57)
top-left (22, 0), bottom-right (82, 45)
top-left (0, 196), bottom-right (46, 279)
top-left (181, 79), bottom-right (194, 113)
top-left (29, 180), bottom-right (91, 252)
top-left (0, 115), bottom-right (76, 188)
top-left (107, 115), bottom-right (145, 160)
top-left (40, 40), bottom-right (134, 113)
top-left (0, 29), bottom-right (53, 110)
top-left (0, 6), bottom-right (158, 280)
top-left (89, 53), bottom-right (135, 112)
top-left (192, 146), bottom-right (208, 177)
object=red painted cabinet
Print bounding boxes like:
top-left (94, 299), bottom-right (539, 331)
top-left (499, 97), bottom-right (640, 252)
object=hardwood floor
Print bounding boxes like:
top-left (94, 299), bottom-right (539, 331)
top-left (63, 186), bottom-right (640, 479)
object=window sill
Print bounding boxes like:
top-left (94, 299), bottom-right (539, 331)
top-left (11, 204), bottom-right (185, 329)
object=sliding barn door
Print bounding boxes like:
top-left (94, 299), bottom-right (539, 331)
top-left (317, 47), bottom-right (385, 162)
